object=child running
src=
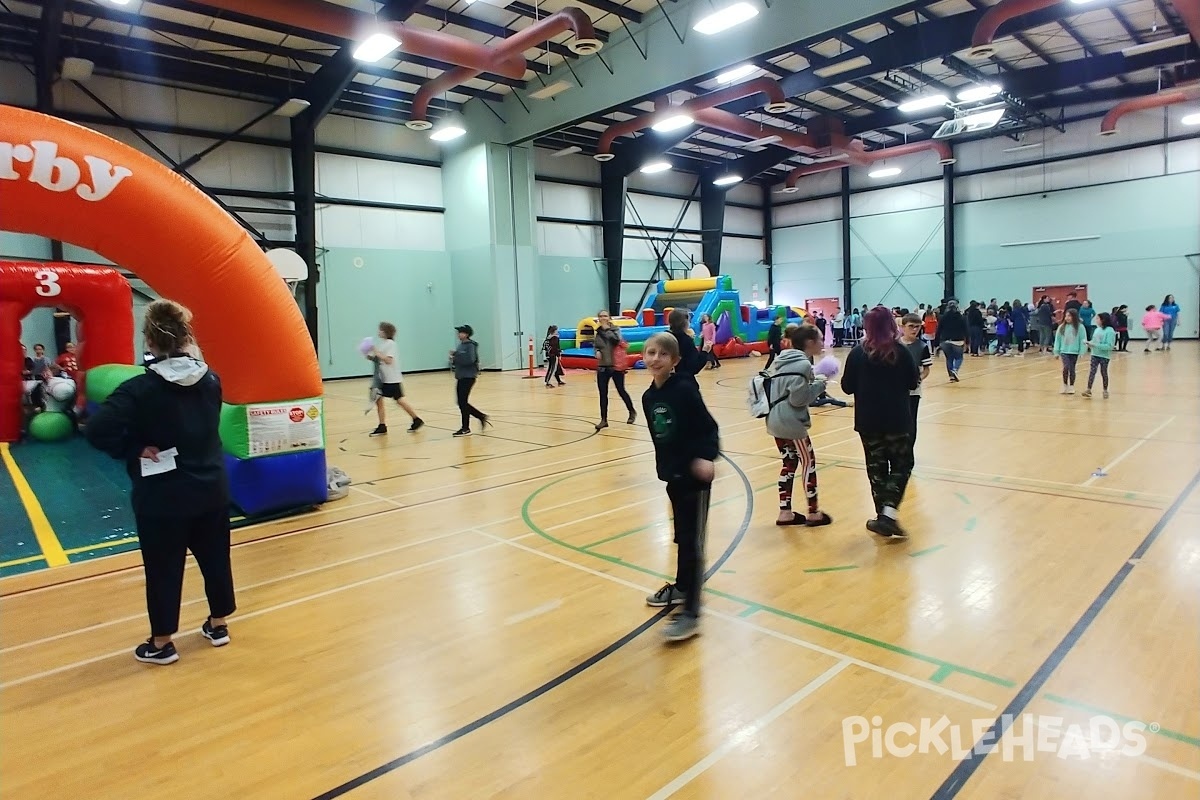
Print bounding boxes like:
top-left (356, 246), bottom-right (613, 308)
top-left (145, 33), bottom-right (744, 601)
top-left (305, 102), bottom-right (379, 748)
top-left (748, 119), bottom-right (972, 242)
top-left (641, 332), bottom-right (720, 643)
top-left (1083, 312), bottom-right (1115, 399)
top-left (368, 322), bottom-right (424, 436)
top-left (766, 324), bottom-right (833, 527)
top-left (1142, 305), bottom-right (1166, 352)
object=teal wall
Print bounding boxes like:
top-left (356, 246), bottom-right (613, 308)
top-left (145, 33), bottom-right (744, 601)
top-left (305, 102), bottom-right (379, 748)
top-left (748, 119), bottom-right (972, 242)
top-left (956, 173), bottom-right (1199, 337)
top-left (535, 256), bottom-right (606, 349)
top-left (316, 247), bottom-right (454, 379)
top-left (850, 206), bottom-right (945, 310)
top-left (773, 221), bottom-right (841, 307)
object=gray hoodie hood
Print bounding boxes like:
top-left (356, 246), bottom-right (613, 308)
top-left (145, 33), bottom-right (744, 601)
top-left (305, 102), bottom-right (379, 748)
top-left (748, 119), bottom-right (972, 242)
top-left (765, 349), bottom-right (826, 440)
top-left (149, 356), bottom-right (210, 387)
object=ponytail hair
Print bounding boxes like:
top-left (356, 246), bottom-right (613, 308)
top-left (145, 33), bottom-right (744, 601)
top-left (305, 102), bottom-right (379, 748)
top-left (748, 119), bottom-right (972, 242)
top-left (143, 299), bottom-right (194, 355)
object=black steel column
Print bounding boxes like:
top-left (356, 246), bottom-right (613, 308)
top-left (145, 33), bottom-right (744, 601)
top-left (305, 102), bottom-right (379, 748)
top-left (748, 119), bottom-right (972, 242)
top-left (291, 117), bottom-right (319, 348)
top-left (699, 177), bottom-right (726, 273)
top-left (840, 169), bottom-right (852, 311)
top-left (943, 161), bottom-right (956, 302)
top-left (762, 183), bottom-right (774, 304)
top-left (600, 160), bottom-right (626, 314)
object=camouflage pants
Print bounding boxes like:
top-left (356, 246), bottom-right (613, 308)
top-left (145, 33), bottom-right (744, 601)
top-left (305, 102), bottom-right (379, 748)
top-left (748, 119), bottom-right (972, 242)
top-left (859, 432), bottom-right (914, 513)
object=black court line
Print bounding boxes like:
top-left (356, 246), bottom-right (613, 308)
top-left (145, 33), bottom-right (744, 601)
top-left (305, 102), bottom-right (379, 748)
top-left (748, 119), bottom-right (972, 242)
top-left (310, 453), bottom-right (755, 800)
top-left (929, 466), bottom-right (1200, 799)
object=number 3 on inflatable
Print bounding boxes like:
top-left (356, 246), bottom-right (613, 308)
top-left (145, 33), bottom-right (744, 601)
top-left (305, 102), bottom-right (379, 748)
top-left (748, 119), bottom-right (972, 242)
top-left (0, 106), bottom-right (327, 516)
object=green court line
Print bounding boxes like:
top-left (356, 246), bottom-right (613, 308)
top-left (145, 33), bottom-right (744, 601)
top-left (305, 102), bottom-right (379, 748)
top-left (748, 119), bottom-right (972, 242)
top-left (964, 516), bottom-right (977, 532)
top-left (580, 523), bottom-right (657, 551)
top-left (930, 664), bottom-right (955, 683)
top-left (954, 492), bottom-right (971, 505)
top-left (803, 565), bottom-right (859, 573)
top-left (908, 544), bottom-right (947, 558)
top-left (738, 604), bottom-right (761, 617)
top-left (521, 475), bottom-right (1016, 689)
top-left (1042, 693), bottom-right (1200, 749)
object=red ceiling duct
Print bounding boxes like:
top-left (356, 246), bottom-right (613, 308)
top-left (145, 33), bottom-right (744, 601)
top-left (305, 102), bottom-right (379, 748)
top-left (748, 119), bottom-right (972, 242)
top-left (782, 139), bottom-right (954, 192)
top-left (691, 108), bottom-right (821, 154)
top-left (593, 78), bottom-right (791, 160)
top-left (1172, 0), bottom-right (1200, 46)
top-left (1099, 83), bottom-right (1200, 135)
top-left (191, 0), bottom-right (534, 80)
top-left (968, 0), bottom-right (1059, 59)
top-left (408, 8), bottom-right (602, 130)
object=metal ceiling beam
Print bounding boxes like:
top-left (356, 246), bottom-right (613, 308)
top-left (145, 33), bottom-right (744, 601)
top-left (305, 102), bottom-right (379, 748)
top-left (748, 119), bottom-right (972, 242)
top-left (34, 0), bottom-right (66, 112)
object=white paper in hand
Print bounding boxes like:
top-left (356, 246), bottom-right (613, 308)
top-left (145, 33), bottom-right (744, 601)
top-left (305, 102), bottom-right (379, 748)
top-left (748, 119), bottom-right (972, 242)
top-left (140, 447), bottom-right (179, 477)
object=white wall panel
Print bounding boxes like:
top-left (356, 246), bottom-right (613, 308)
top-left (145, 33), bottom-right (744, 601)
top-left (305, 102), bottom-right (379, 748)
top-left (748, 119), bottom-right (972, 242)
top-left (848, 149), bottom-right (945, 192)
top-left (315, 116), bottom-right (440, 161)
top-left (317, 206), bottom-right (363, 249)
top-left (725, 206), bottom-right (762, 236)
top-left (624, 194), bottom-right (700, 230)
top-left (722, 236), bottom-right (763, 263)
top-left (1167, 140), bottom-right (1200, 174)
top-left (725, 183), bottom-right (762, 206)
top-left (533, 148), bottom-right (600, 182)
top-left (851, 180), bottom-right (941, 216)
top-left (539, 222), bottom-right (600, 257)
top-left (535, 182), bottom-right (597, 221)
top-left (774, 196), bottom-right (840, 227)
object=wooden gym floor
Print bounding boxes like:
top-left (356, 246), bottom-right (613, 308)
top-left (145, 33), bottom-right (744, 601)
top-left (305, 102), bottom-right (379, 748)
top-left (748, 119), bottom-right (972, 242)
top-left (1, 343), bottom-right (1197, 799)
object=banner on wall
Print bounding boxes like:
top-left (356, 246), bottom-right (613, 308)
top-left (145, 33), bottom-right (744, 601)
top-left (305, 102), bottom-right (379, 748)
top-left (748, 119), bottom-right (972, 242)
top-left (245, 399), bottom-right (325, 456)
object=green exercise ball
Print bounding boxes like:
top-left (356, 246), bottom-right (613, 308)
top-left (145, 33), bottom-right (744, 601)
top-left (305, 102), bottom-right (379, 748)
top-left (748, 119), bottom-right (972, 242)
top-left (29, 412), bottom-right (75, 443)
top-left (86, 363), bottom-right (146, 404)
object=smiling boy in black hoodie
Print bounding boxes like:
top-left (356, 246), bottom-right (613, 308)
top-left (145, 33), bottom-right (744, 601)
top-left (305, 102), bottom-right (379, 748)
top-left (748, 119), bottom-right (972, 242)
top-left (640, 332), bottom-right (720, 642)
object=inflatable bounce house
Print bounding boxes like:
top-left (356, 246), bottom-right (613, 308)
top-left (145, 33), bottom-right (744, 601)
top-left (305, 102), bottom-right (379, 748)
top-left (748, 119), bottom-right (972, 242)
top-left (0, 106), bottom-right (326, 517)
top-left (558, 275), bottom-right (807, 370)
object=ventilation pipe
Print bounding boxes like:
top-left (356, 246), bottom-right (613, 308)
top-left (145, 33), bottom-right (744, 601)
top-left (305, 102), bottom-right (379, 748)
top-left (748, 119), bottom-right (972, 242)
top-left (192, 0), bottom-right (531, 79)
top-left (968, 0), bottom-right (1060, 59)
top-left (1175, 0), bottom-right (1200, 46)
top-left (408, 8), bottom-right (601, 130)
top-left (781, 139), bottom-right (954, 192)
top-left (1099, 83), bottom-right (1200, 135)
top-left (593, 78), bottom-right (791, 161)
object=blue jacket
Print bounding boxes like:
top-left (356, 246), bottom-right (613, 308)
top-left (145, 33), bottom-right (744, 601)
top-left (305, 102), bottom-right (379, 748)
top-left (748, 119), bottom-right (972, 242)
top-left (1010, 305), bottom-right (1029, 336)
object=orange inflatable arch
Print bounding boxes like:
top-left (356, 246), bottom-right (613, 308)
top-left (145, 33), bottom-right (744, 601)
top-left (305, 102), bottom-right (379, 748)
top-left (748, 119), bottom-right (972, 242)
top-left (0, 105), bottom-right (321, 405)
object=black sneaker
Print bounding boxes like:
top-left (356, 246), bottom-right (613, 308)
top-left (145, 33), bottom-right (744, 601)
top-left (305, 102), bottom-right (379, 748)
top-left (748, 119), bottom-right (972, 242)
top-left (452, 428), bottom-right (471, 437)
top-left (867, 515), bottom-right (907, 539)
top-left (370, 424), bottom-right (387, 436)
top-left (408, 418), bottom-right (424, 432)
top-left (134, 638), bottom-right (179, 665)
top-left (201, 618), bottom-right (230, 647)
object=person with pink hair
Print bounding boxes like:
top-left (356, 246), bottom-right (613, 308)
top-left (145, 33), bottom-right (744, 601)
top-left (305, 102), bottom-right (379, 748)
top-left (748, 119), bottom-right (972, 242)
top-left (840, 306), bottom-right (920, 539)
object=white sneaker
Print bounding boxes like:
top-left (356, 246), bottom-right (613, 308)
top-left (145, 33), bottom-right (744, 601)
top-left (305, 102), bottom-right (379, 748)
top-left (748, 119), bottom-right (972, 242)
top-left (1067, 386), bottom-right (1075, 395)
top-left (1060, 384), bottom-right (1069, 394)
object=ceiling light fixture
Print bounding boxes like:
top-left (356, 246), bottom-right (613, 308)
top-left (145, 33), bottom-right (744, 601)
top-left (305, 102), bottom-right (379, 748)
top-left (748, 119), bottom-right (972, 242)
top-left (429, 125), bottom-right (467, 142)
top-left (639, 160), bottom-right (672, 174)
top-left (101, 0), bottom-right (132, 4)
top-left (1182, 112), bottom-right (1200, 126)
top-left (743, 134), bottom-right (782, 148)
top-left (868, 166), bottom-right (902, 179)
top-left (956, 83), bottom-right (1001, 103)
top-left (716, 64), bottom-right (757, 84)
top-left (1121, 33), bottom-right (1191, 57)
top-left (693, 2), bottom-right (759, 35)
top-left (552, 145), bottom-right (582, 157)
top-left (651, 113), bottom-right (694, 132)
top-left (353, 32), bottom-right (401, 63)
top-left (713, 174), bottom-right (743, 186)
top-left (530, 80), bottom-right (573, 100)
top-left (897, 94), bottom-right (949, 113)
top-left (273, 98), bottom-right (312, 118)
top-left (812, 55), bottom-right (872, 78)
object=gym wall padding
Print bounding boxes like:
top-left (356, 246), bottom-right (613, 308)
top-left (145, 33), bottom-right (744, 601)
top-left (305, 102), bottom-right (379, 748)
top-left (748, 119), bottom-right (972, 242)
top-left (224, 450), bottom-right (327, 517)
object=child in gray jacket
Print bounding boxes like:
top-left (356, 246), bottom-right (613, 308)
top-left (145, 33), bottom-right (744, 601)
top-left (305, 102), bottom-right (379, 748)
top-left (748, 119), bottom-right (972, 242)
top-left (766, 325), bottom-right (833, 526)
top-left (449, 324), bottom-right (489, 436)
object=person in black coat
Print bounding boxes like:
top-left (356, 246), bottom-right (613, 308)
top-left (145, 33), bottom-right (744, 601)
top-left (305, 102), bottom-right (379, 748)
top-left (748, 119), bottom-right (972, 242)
top-left (935, 301), bottom-right (968, 381)
top-left (85, 300), bottom-right (235, 665)
top-left (667, 309), bottom-right (704, 382)
top-left (841, 307), bottom-right (920, 539)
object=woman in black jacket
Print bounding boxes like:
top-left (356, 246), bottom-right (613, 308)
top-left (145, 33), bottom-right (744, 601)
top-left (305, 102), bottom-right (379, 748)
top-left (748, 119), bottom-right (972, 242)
top-left (935, 301), bottom-right (968, 381)
top-left (841, 306), bottom-right (920, 539)
top-left (86, 300), bottom-right (235, 665)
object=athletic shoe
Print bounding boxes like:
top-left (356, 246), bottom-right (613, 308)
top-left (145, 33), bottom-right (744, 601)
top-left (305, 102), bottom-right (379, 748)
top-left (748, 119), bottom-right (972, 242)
top-left (452, 428), bottom-right (471, 437)
top-left (408, 418), bottom-right (424, 432)
top-left (370, 424), bottom-right (387, 436)
top-left (867, 515), bottom-right (908, 540)
top-left (594, 420), bottom-right (608, 431)
top-left (1103, 390), bottom-right (1109, 399)
top-left (134, 639), bottom-right (179, 665)
top-left (663, 613), bottom-right (699, 642)
top-left (646, 583), bottom-right (686, 607)
top-left (1082, 390), bottom-right (1092, 398)
top-left (626, 411), bottom-right (637, 425)
top-left (201, 618), bottom-right (230, 647)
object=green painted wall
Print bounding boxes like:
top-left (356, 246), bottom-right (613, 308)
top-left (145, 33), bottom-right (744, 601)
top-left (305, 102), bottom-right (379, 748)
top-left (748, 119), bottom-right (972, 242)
top-left (956, 173), bottom-right (1200, 337)
top-left (536, 256), bottom-right (607, 351)
top-left (850, 206), bottom-right (945, 310)
top-left (316, 247), bottom-right (454, 379)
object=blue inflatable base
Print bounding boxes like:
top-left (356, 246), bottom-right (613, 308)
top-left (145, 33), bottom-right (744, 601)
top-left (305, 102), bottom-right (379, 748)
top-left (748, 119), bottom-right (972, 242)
top-left (225, 449), bottom-right (328, 517)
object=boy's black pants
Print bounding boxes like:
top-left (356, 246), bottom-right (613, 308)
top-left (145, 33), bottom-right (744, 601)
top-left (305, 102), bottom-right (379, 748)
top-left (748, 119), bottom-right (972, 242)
top-left (667, 477), bottom-right (711, 617)
top-left (138, 506), bottom-right (236, 637)
top-left (456, 377), bottom-right (486, 429)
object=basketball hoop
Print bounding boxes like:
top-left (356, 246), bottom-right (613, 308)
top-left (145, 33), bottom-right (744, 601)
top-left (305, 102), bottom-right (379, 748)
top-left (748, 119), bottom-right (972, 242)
top-left (266, 248), bottom-right (307, 303)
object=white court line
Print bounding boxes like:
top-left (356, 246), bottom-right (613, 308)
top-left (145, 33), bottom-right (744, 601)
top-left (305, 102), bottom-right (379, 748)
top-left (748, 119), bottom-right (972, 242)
top-left (0, 528), bottom-right (475, 655)
top-left (1081, 416), bottom-right (1177, 487)
top-left (0, 535), bottom-right (530, 689)
top-left (503, 599), bottom-right (563, 627)
top-left (473, 530), bottom-right (1200, 787)
top-left (349, 485), bottom-right (406, 507)
top-left (643, 660), bottom-right (853, 800)
top-left (469, 530), bottom-right (996, 710)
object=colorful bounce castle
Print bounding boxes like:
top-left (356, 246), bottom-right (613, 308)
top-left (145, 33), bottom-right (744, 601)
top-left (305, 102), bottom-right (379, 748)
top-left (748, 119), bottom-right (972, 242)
top-left (558, 275), bottom-right (808, 370)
